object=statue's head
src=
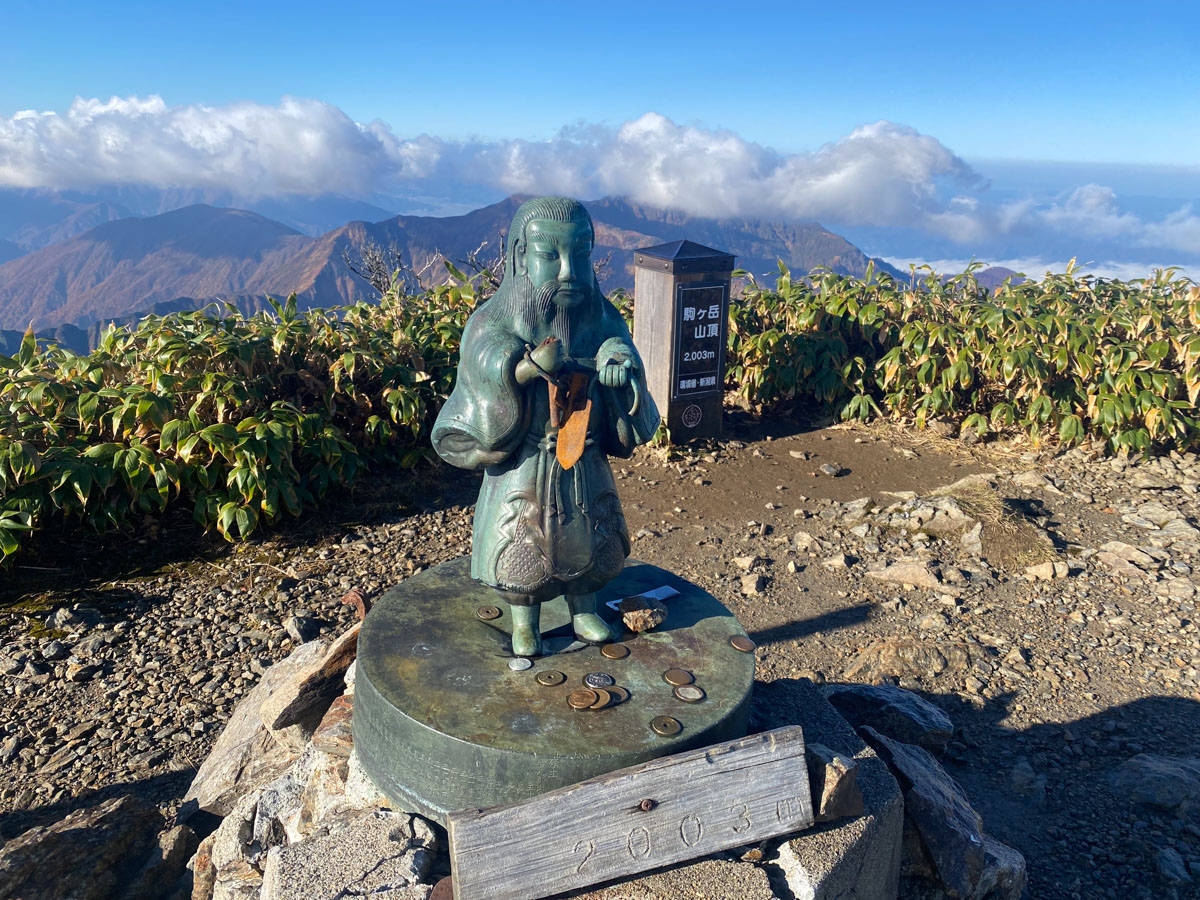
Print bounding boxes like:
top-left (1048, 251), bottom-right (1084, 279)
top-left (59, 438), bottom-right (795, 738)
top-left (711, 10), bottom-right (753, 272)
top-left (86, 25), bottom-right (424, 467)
top-left (506, 197), bottom-right (595, 311)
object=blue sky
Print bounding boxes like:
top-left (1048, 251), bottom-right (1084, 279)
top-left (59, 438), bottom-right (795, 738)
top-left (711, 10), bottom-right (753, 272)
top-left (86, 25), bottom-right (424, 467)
top-left (1, 0), bottom-right (1198, 275)
top-left (4, 0), bottom-right (1197, 164)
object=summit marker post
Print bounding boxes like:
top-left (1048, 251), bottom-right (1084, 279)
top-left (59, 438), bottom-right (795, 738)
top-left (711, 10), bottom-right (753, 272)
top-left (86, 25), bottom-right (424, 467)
top-left (632, 240), bottom-right (735, 441)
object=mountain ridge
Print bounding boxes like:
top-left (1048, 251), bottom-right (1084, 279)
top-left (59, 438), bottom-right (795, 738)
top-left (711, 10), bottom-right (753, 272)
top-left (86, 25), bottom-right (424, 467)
top-left (0, 196), bottom-right (905, 332)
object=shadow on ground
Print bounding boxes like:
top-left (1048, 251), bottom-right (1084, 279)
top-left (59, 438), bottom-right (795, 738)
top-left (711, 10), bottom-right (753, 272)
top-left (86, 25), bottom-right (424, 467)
top-left (752, 676), bottom-right (1200, 900)
top-left (0, 768), bottom-right (196, 842)
top-left (0, 461), bottom-right (482, 611)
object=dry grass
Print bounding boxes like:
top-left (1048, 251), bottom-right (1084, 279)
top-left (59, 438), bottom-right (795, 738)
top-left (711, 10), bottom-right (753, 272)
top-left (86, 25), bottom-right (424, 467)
top-left (930, 476), bottom-right (1020, 534)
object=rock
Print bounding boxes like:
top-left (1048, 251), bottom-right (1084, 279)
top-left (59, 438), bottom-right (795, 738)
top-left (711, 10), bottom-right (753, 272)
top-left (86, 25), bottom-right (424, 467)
top-left (972, 835), bottom-right (1028, 900)
top-left (122, 824), bottom-right (199, 900)
top-left (867, 560), bottom-right (951, 593)
top-left (806, 742), bottom-right (864, 822)
top-left (1161, 518), bottom-right (1200, 544)
top-left (840, 497), bottom-right (873, 525)
top-left (732, 555), bottom-right (762, 571)
top-left (794, 530), bottom-right (823, 553)
top-left (789, 449), bottom-right (809, 459)
top-left (1095, 551), bottom-right (1147, 579)
top-left (916, 612), bottom-right (949, 633)
top-left (1132, 471), bottom-right (1174, 490)
top-left (1111, 754), bottom-right (1200, 817)
top-left (0, 795), bottom-right (160, 900)
top-left (40, 639), bottom-right (68, 661)
top-left (311, 694), bottom-right (354, 758)
top-left (1137, 500), bottom-right (1180, 525)
top-left (0, 736), bottom-right (19, 763)
top-left (1100, 540), bottom-right (1158, 568)
top-left (961, 522), bottom-right (984, 556)
top-left (260, 624), bottom-right (360, 737)
top-left (295, 749), bottom-right (355, 838)
top-left (258, 809), bottom-right (436, 900)
top-left (1008, 758), bottom-right (1047, 806)
top-left (1012, 471), bottom-right (1056, 492)
top-left (345, 751), bottom-right (393, 810)
top-left (48, 607), bottom-right (85, 629)
top-left (1157, 846), bottom-right (1192, 883)
top-left (740, 573), bottom-right (766, 596)
top-left (65, 660), bottom-right (100, 682)
top-left (191, 833), bottom-right (218, 900)
top-left (284, 616), bottom-right (323, 644)
top-left (574, 858), bottom-right (775, 899)
top-left (130, 747), bottom-right (168, 770)
top-left (845, 639), bottom-right (972, 682)
top-left (20, 660), bottom-right (50, 684)
top-left (820, 463), bottom-right (844, 477)
top-left (255, 759), bottom-right (312, 851)
top-left (248, 742), bottom-right (359, 848)
top-left (181, 640), bottom-right (326, 819)
top-left (822, 554), bottom-right (851, 570)
top-left (1024, 560), bottom-right (1070, 581)
top-left (1096, 541), bottom-right (1160, 580)
top-left (862, 727), bottom-right (985, 899)
top-left (617, 594), bottom-right (668, 632)
top-left (823, 684), bottom-right (953, 753)
top-left (211, 791), bottom-right (260, 872)
top-left (212, 859), bottom-right (263, 900)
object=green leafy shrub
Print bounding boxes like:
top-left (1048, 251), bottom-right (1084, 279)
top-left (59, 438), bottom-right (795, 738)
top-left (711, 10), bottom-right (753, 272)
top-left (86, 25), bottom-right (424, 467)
top-left (3, 259), bottom-right (1197, 564)
top-left (727, 261), bottom-right (1200, 454)
top-left (0, 284), bottom-right (474, 562)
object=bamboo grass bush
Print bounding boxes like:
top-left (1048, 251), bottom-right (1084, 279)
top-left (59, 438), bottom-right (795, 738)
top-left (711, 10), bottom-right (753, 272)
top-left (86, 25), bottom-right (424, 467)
top-left (2, 262), bottom-right (1196, 563)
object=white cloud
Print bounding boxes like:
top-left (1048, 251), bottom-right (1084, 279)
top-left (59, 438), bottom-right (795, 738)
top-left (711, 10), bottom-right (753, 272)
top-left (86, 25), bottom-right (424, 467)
top-left (0, 98), bottom-right (982, 230)
top-left (0, 95), bottom-right (397, 196)
top-left (886, 256), bottom-right (1196, 283)
top-left (0, 96), bottom-right (1196, 264)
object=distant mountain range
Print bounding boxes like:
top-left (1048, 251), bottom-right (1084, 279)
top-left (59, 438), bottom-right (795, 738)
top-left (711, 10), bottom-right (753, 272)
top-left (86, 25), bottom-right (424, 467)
top-left (0, 195), bottom-right (907, 335)
top-left (0, 187), bottom-right (398, 251)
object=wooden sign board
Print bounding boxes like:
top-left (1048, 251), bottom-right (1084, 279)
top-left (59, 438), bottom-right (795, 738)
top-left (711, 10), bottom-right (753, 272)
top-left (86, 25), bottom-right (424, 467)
top-left (446, 726), bottom-right (813, 900)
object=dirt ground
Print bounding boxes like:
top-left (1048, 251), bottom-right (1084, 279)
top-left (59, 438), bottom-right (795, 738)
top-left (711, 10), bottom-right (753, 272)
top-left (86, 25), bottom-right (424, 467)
top-left (3, 409), bottom-right (1200, 899)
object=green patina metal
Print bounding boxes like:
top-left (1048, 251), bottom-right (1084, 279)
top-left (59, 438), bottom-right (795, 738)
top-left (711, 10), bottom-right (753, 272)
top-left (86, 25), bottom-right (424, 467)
top-left (430, 197), bottom-right (660, 657)
top-left (354, 557), bottom-right (755, 822)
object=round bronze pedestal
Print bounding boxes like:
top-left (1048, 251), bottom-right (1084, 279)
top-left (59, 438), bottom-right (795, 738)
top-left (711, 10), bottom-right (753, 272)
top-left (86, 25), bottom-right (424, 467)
top-left (354, 558), bottom-right (755, 823)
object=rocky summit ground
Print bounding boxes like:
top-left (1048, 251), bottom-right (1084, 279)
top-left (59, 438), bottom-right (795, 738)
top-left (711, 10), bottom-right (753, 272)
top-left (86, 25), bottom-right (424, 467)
top-left (4, 412), bottom-right (1200, 899)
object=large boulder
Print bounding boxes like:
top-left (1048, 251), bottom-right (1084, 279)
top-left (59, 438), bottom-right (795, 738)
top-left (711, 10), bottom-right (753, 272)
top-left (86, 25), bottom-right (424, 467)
top-left (861, 727), bottom-right (985, 898)
top-left (823, 683), bottom-right (954, 753)
top-left (0, 795), bottom-right (161, 900)
top-left (181, 640), bottom-right (328, 819)
top-left (258, 624), bottom-right (360, 741)
top-left (1112, 753), bottom-right (1200, 818)
top-left (122, 823), bottom-right (199, 900)
top-left (259, 809), bottom-right (435, 900)
top-left (844, 639), bottom-right (973, 682)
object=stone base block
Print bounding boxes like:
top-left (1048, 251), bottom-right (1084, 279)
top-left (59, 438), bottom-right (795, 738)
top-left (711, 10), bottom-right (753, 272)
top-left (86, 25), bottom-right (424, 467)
top-left (765, 678), bottom-right (903, 899)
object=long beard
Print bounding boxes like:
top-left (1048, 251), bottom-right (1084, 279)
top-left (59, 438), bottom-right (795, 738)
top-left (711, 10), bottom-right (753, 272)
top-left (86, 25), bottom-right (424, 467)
top-left (495, 276), bottom-right (584, 357)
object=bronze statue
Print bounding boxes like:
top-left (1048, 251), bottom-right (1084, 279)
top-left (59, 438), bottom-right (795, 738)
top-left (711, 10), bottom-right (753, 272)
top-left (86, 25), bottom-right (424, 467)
top-left (432, 197), bottom-right (660, 656)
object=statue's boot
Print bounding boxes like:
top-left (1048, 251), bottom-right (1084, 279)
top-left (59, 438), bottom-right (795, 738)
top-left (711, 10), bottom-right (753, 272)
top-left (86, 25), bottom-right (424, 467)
top-left (508, 601), bottom-right (542, 658)
top-left (567, 592), bottom-right (613, 644)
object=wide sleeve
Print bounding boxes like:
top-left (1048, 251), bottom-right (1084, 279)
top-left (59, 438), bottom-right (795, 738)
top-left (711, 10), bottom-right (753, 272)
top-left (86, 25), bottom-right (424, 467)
top-left (431, 312), bottom-right (528, 470)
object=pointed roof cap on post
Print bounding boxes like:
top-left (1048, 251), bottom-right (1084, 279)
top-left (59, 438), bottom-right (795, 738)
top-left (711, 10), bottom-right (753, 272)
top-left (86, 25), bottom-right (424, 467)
top-left (634, 239), bottom-right (736, 275)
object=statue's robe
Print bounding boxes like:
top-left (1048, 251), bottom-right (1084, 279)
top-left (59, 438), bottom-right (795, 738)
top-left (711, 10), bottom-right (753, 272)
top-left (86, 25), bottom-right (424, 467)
top-left (432, 295), bottom-right (659, 604)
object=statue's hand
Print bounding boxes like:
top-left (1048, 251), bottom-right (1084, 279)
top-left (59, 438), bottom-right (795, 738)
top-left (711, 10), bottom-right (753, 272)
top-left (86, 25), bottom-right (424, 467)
top-left (600, 358), bottom-right (632, 389)
top-left (530, 337), bottom-right (565, 375)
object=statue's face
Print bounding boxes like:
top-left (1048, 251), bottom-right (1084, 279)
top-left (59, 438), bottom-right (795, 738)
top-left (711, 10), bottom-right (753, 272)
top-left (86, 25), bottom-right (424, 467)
top-left (519, 218), bottom-right (593, 309)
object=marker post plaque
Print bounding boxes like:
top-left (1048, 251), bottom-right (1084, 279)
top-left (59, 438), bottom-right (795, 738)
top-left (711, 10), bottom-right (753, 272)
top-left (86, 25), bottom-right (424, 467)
top-left (632, 240), bottom-right (735, 441)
